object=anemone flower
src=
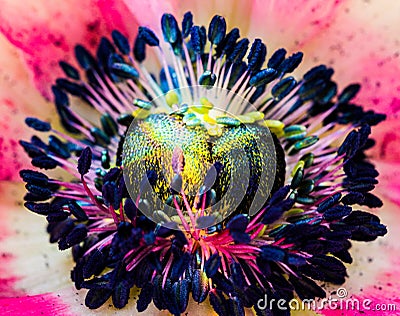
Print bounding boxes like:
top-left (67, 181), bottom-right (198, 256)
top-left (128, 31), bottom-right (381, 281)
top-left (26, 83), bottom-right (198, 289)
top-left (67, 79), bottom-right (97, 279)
top-left (0, 1), bottom-right (399, 315)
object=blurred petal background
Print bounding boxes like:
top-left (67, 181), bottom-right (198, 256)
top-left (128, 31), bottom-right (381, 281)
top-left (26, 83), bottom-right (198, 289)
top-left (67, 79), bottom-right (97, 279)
top-left (0, 0), bottom-right (399, 315)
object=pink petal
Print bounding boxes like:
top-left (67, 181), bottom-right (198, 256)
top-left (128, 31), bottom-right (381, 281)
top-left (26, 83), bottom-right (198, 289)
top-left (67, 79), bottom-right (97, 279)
top-left (367, 120), bottom-right (400, 207)
top-left (97, 0), bottom-right (139, 35)
top-left (369, 117), bottom-right (400, 163)
top-left (0, 182), bottom-right (93, 315)
top-left (0, 289), bottom-right (216, 315)
top-left (0, 294), bottom-right (73, 316)
top-left (0, 183), bottom-right (24, 297)
top-left (297, 0), bottom-right (400, 113)
top-left (0, 0), bottom-right (139, 100)
top-left (246, 0), bottom-right (400, 120)
top-left (122, 0), bottom-right (178, 29)
top-left (248, 0), bottom-right (345, 51)
top-left (176, 0), bottom-right (253, 31)
top-left (374, 161), bottom-right (400, 206)
top-left (0, 34), bottom-right (53, 181)
top-left (122, 0), bottom-right (255, 33)
top-left (0, 0), bottom-right (139, 181)
top-left (0, 182), bottom-right (72, 296)
top-left (311, 1), bottom-right (400, 207)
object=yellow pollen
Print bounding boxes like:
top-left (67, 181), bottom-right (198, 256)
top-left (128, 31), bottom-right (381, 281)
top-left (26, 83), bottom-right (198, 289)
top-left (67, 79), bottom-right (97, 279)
top-left (166, 91), bottom-right (180, 107)
top-left (132, 108), bottom-right (151, 119)
top-left (291, 160), bottom-right (305, 177)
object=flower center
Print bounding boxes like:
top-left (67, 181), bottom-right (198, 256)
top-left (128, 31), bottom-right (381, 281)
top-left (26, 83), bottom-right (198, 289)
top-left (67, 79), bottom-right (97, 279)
top-left (122, 87), bottom-right (286, 230)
